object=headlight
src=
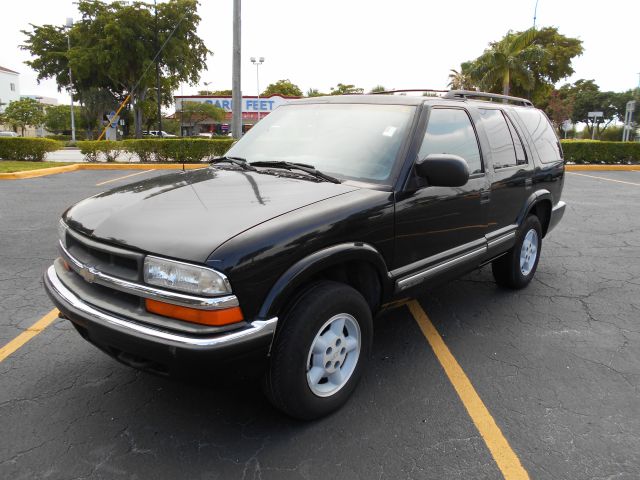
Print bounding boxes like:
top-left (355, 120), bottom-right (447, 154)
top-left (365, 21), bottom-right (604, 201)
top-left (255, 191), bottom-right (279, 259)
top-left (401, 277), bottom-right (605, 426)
top-left (143, 256), bottom-right (231, 296)
top-left (58, 219), bottom-right (68, 248)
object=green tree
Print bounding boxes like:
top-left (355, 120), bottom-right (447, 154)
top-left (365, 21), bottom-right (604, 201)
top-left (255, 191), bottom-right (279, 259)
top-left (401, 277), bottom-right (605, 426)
top-left (140, 78), bottom-right (176, 131)
top-left (198, 89), bottom-right (232, 96)
top-left (463, 27), bottom-right (583, 102)
top-left (161, 118), bottom-right (181, 135)
top-left (261, 79), bottom-right (303, 97)
top-left (464, 28), bottom-right (539, 97)
top-left (329, 83), bottom-right (364, 95)
top-left (22, 0), bottom-right (210, 138)
top-left (559, 80), bottom-right (627, 138)
top-left (43, 104), bottom-right (86, 134)
top-left (306, 88), bottom-right (326, 97)
top-left (180, 101), bottom-right (225, 133)
top-left (447, 69), bottom-right (474, 90)
top-left (369, 85), bottom-right (386, 93)
top-left (2, 98), bottom-right (45, 136)
top-left (77, 87), bottom-right (118, 139)
top-left (521, 27), bottom-right (583, 102)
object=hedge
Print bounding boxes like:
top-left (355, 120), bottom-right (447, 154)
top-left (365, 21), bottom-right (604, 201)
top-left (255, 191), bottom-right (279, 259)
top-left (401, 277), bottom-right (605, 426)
top-left (74, 139), bottom-right (639, 165)
top-left (45, 134), bottom-right (72, 141)
top-left (561, 140), bottom-right (640, 164)
top-left (0, 137), bottom-right (62, 161)
top-left (77, 138), bottom-right (235, 163)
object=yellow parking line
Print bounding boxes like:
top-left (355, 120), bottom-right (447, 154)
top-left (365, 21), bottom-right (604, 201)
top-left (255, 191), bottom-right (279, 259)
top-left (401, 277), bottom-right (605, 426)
top-left (95, 169), bottom-right (153, 186)
top-left (0, 309), bottom-right (60, 362)
top-left (406, 300), bottom-right (529, 480)
top-left (567, 172), bottom-right (640, 186)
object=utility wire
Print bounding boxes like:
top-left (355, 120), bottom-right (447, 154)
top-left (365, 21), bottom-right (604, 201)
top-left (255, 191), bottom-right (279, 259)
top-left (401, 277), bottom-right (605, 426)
top-left (132, 7), bottom-right (188, 94)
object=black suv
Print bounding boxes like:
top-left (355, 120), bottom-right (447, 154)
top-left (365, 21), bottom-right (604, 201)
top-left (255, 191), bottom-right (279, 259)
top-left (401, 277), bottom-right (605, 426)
top-left (44, 90), bottom-right (566, 419)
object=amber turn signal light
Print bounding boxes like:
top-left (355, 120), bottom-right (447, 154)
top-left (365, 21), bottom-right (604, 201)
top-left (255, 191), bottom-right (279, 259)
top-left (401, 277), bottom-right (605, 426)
top-left (145, 299), bottom-right (244, 326)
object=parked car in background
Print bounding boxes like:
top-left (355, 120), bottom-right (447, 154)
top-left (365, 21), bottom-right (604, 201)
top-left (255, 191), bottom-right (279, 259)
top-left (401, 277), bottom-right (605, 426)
top-left (0, 131), bottom-right (19, 137)
top-left (143, 130), bottom-right (177, 138)
top-left (45, 90), bottom-right (566, 420)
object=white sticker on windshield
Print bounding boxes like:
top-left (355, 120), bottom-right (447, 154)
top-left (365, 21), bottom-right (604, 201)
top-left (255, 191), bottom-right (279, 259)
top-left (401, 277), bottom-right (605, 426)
top-left (382, 126), bottom-right (397, 137)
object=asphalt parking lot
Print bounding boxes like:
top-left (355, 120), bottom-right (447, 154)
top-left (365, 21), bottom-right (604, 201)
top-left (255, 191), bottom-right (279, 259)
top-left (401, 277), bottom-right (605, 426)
top-left (1, 168), bottom-right (639, 479)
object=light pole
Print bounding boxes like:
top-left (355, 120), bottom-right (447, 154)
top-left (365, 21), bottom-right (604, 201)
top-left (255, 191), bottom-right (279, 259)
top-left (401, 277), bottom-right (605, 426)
top-left (154, 0), bottom-right (162, 137)
top-left (250, 56), bottom-right (264, 121)
top-left (66, 18), bottom-right (76, 142)
top-left (231, 0), bottom-right (241, 139)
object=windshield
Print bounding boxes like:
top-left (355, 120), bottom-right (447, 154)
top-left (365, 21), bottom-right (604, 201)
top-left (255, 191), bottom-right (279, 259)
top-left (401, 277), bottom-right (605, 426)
top-left (226, 103), bottom-right (415, 184)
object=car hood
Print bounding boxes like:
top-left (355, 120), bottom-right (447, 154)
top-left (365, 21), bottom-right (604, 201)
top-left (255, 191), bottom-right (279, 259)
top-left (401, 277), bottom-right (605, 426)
top-left (64, 167), bottom-right (359, 262)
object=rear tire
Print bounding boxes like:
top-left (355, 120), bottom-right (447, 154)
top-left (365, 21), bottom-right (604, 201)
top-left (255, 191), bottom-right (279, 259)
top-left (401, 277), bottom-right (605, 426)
top-left (492, 215), bottom-right (542, 289)
top-left (263, 281), bottom-right (372, 420)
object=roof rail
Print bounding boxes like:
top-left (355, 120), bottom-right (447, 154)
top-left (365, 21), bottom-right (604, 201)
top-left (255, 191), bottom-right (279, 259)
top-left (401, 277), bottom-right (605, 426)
top-left (443, 90), bottom-right (534, 107)
top-left (371, 89), bottom-right (449, 95)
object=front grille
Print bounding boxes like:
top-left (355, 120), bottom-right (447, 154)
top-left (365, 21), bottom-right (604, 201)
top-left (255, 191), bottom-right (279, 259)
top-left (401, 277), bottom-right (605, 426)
top-left (66, 229), bottom-right (142, 281)
top-left (58, 230), bottom-right (243, 336)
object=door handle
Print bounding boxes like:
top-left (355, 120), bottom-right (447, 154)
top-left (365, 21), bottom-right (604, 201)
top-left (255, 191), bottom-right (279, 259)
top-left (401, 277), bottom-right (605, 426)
top-left (480, 190), bottom-right (491, 204)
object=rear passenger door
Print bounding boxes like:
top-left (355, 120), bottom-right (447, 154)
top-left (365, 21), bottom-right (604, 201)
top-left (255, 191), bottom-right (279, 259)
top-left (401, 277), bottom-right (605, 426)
top-left (477, 108), bottom-right (534, 251)
top-left (393, 107), bottom-right (490, 283)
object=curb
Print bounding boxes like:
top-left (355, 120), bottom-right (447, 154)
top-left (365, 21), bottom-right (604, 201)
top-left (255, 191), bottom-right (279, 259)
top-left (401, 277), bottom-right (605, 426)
top-left (0, 163), bottom-right (207, 180)
top-left (1, 162), bottom-right (638, 180)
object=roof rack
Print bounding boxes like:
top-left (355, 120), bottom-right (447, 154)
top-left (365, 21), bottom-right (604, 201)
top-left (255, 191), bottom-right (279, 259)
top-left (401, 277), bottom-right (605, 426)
top-left (443, 90), bottom-right (534, 107)
top-left (372, 89), bottom-right (449, 95)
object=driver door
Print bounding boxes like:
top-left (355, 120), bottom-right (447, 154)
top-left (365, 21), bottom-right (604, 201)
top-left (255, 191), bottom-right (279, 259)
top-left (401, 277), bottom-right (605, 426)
top-left (393, 107), bottom-right (490, 281)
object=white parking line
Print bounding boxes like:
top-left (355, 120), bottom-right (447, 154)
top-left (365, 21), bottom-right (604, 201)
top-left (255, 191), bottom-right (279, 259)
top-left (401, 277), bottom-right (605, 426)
top-left (567, 172), bottom-right (640, 186)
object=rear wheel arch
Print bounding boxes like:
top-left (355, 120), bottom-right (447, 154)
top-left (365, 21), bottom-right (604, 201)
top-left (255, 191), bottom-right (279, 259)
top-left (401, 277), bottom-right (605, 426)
top-left (528, 199), bottom-right (552, 236)
top-left (519, 190), bottom-right (552, 237)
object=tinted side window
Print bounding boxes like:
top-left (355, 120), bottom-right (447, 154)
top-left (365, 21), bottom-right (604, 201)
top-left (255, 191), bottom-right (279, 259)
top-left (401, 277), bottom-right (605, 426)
top-left (515, 109), bottom-right (563, 163)
top-left (505, 115), bottom-right (527, 165)
top-left (418, 108), bottom-right (483, 174)
top-left (479, 109), bottom-right (518, 169)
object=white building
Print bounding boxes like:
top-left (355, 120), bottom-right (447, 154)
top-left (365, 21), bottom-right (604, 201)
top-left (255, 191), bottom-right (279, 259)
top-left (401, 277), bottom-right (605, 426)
top-left (21, 94), bottom-right (58, 106)
top-left (0, 65), bottom-right (20, 113)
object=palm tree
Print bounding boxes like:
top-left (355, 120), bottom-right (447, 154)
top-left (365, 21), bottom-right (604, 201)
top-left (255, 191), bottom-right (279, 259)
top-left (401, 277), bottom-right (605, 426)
top-left (469, 28), bottom-right (539, 96)
top-left (447, 69), bottom-right (472, 90)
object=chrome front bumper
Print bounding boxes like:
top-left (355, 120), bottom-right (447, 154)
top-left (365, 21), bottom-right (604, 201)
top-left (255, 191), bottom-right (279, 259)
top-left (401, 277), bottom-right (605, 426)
top-left (44, 265), bottom-right (277, 350)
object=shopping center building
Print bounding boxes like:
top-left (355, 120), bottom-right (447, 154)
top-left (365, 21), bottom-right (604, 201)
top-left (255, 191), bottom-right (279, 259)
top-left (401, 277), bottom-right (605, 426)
top-left (173, 94), bottom-right (299, 135)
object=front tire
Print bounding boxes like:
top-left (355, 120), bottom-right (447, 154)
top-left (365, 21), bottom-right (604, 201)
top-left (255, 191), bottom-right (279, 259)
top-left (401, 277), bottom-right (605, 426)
top-left (492, 215), bottom-right (542, 289)
top-left (264, 281), bottom-right (373, 420)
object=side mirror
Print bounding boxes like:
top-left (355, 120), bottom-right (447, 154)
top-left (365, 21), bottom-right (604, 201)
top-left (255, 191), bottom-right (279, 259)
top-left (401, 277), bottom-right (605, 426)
top-left (415, 154), bottom-right (470, 187)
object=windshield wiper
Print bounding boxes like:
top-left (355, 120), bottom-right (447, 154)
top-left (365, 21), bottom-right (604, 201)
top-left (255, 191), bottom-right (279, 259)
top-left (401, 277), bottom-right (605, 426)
top-left (210, 156), bottom-right (257, 171)
top-left (249, 161), bottom-right (341, 184)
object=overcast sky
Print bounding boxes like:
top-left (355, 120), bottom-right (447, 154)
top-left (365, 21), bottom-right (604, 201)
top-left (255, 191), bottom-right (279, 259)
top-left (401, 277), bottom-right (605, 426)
top-left (1, 0), bottom-right (638, 105)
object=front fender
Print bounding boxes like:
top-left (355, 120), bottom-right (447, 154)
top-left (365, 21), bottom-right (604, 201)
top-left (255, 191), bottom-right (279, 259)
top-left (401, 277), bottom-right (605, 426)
top-left (258, 242), bottom-right (392, 319)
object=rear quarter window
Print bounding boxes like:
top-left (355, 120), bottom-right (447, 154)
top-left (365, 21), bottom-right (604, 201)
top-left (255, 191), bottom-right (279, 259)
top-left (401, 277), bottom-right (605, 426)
top-left (515, 109), bottom-right (563, 164)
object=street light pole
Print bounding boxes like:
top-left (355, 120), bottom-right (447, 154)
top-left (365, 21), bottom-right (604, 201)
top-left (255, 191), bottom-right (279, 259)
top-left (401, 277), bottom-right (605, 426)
top-left (231, 0), bottom-right (242, 139)
top-left (250, 57), bottom-right (264, 121)
top-left (66, 18), bottom-right (76, 142)
top-left (154, 0), bottom-right (163, 136)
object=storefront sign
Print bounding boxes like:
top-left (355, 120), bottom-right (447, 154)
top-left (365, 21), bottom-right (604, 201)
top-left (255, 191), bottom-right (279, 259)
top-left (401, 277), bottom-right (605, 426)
top-left (175, 95), bottom-right (292, 113)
